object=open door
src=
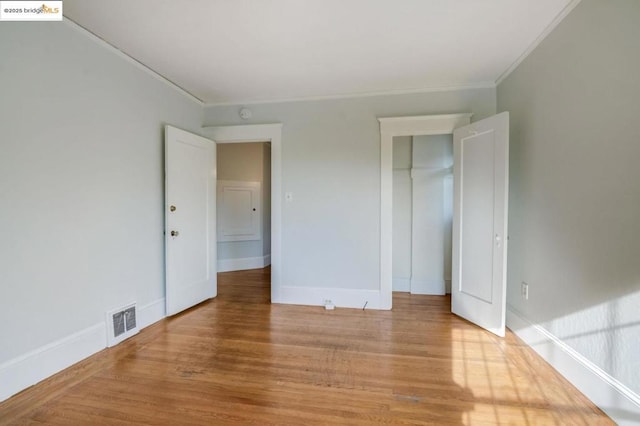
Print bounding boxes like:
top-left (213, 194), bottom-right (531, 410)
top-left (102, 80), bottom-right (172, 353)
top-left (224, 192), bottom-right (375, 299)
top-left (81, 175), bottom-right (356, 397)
top-left (165, 125), bottom-right (217, 316)
top-left (452, 112), bottom-right (509, 337)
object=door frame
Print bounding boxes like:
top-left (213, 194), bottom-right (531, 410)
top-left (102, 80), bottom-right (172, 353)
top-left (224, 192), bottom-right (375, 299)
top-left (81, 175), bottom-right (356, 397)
top-left (201, 123), bottom-right (283, 303)
top-left (378, 114), bottom-right (472, 309)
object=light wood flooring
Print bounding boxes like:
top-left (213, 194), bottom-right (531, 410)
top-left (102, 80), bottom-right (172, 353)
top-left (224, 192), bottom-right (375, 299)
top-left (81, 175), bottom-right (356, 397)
top-left (0, 267), bottom-right (612, 425)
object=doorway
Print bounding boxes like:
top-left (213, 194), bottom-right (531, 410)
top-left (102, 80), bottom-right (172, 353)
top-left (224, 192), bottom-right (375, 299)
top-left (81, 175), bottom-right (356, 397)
top-left (392, 134), bottom-right (453, 295)
top-left (378, 114), bottom-right (472, 309)
top-left (379, 112), bottom-right (510, 337)
top-left (216, 141), bottom-right (272, 277)
top-left (200, 123), bottom-right (283, 304)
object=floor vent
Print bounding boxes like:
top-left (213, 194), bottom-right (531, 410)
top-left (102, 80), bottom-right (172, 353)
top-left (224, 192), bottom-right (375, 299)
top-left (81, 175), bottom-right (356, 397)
top-left (106, 303), bottom-right (139, 347)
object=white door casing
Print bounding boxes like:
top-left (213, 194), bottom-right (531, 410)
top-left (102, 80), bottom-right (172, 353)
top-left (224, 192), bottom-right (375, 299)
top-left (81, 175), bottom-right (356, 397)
top-left (451, 112), bottom-right (509, 336)
top-left (165, 125), bottom-right (217, 316)
top-left (379, 114), bottom-right (472, 309)
top-left (200, 123), bottom-right (282, 303)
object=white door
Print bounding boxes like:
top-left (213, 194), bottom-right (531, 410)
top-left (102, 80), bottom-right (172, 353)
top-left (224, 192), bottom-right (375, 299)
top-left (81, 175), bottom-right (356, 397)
top-left (165, 125), bottom-right (217, 316)
top-left (451, 112), bottom-right (509, 336)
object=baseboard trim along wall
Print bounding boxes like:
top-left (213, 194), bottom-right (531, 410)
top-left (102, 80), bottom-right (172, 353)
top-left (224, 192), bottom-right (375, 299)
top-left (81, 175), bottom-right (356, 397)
top-left (393, 277), bottom-right (411, 292)
top-left (138, 297), bottom-right (167, 330)
top-left (0, 297), bottom-right (167, 403)
top-left (277, 286), bottom-right (382, 310)
top-left (393, 278), bottom-right (452, 294)
top-left (0, 323), bottom-right (105, 402)
top-left (506, 306), bottom-right (640, 426)
top-left (218, 254), bottom-right (271, 273)
top-left (410, 278), bottom-right (446, 295)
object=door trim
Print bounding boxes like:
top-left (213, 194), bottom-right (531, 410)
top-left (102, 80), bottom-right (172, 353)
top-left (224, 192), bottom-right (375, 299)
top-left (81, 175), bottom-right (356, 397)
top-left (201, 123), bottom-right (283, 303)
top-left (378, 114), bottom-right (472, 309)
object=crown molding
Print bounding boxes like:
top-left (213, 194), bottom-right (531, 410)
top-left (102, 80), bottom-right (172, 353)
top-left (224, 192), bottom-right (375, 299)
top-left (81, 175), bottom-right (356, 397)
top-left (203, 82), bottom-right (496, 108)
top-left (495, 0), bottom-right (582, 86)
top-left (63, 17), bottom-right (204, 106)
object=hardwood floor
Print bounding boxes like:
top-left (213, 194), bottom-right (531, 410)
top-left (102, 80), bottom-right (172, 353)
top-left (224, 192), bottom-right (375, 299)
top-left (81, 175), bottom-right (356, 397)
top-left (0, 267), bottom-right (611, 425)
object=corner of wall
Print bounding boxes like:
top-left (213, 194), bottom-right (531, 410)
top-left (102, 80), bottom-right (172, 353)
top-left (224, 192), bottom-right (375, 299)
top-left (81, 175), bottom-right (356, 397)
top-left (507, 306), bottom-right (640, 425)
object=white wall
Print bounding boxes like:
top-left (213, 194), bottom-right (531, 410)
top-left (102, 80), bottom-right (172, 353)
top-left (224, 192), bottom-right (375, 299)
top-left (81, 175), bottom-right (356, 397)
top-left (262, 144), bottom-right (272, 257)
top-left (498, 0), bottom-right (640, 421)
top-left (411, 135), bottom-right (453, 294)
top-left (0, 22), bottom-right (202, 398)
top-left (203, 90), bottom-right (496, 300)
top-left (217, 142), bottom-right (265, 181)
top-left (217, 142), bottom-right (270, 261)
top-left (392, 137), bottom-right (412, 291)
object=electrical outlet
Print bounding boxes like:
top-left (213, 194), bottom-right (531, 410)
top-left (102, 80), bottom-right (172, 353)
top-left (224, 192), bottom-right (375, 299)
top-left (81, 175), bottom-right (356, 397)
top-left (521, 282), bottom-right (529, 300)
top-left (324, 299), bottom-right (335, 310)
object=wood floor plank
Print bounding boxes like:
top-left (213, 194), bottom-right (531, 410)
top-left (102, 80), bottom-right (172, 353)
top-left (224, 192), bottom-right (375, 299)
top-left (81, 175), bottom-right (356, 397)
top-left (0, 267), bottom-right (612, 425)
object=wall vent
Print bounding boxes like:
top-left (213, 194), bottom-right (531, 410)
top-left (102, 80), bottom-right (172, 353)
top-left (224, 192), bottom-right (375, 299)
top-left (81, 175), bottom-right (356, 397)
top-left (106, 302), bottom-right (138, 347)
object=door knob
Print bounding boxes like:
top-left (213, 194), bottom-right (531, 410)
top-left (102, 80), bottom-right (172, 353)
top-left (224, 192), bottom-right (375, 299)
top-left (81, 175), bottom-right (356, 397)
top-left (171, 230), bottom-right (179, 237)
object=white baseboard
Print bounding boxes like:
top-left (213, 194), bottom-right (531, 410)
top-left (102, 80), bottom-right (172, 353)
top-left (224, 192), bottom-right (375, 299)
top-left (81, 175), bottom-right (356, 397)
top-left (393, 278), bottom-right (450, 294)
top-left (410, 278), bottom-right (446, 295)
top-left (0, 322), bottom-right (105, 402)
top-left (138, 297), bottom-right (166, 330)
top-left (276, 286), bottom-right (384, 310)
top-left (218, 254), bottom-right (271, 272)
top-left (507, 306), bottom-right (640, 426)
top-left (0, 297), bottom-right (168, 403)
top-left (393, 277), bottom-right (411, 292)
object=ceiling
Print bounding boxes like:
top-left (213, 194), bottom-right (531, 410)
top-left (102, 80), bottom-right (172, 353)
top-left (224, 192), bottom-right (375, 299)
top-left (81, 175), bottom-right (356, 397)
top-left (63, 0), bottom-right (575, 105)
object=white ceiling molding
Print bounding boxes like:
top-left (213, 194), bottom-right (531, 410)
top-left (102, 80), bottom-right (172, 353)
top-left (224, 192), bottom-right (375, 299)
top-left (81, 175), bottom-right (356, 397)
top-left (495, 0), bottom-right (582, 86)
top-left (63, 0), bottom-right (575, 105)
top-left (203, 82), bottom-right (496, 108)
top-left (63, 17), bottom-right (204, 106)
